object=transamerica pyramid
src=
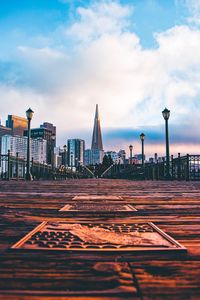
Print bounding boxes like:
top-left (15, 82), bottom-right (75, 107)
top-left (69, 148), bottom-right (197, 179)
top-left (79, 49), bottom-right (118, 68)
top-left (91, 104), bottom-right (103, 150)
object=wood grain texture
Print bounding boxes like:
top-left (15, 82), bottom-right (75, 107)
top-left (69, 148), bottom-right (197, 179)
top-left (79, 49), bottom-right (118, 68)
top-left (0, 179), bottom-right (200, 300)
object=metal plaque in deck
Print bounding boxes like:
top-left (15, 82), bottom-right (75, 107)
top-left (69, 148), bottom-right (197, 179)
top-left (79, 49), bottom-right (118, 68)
top-left (12, 222), bottom-right (186, 253)
top-left (59, 203), bottom-right (137, 212)
top-left (72, 195), bottom-right (123, 201)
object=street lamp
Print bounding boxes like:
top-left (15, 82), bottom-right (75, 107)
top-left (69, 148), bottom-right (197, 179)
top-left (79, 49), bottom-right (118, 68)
top-left (63, 144), bottom-right (67, 166)
top-left (140, 133), bottom-right (145, 169)
top-left (51, 134), bottom-right (56, 168)
top-left (129, 145), bottom-right (133, 164)
top-left (162, 107), bottom-right (170, 179)
top-left (25, 108), bottom-right (34, 180)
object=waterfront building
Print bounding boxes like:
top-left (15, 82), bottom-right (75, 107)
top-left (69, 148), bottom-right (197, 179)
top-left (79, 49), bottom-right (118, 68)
top-left (24, 122), bottom-right (56, 165)
top-left (1, 135), bottom-right (47, 163)
top-left (104, 151), bottom-right (121, 164)
top-left (135, 154), bottom-right (146, 164)
top-left (67, 139), bottom-right (85, 167)
top-left (6, 115), bottom-right (28, 136)
top-left (84, 149), bottom-right (92, 166)
top-left (0, 124), bottom-right (12, 155)
top-left (118, 150), bottom-right (126, 164)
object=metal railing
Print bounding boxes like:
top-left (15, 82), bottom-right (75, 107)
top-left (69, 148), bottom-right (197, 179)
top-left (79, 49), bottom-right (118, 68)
top-left (0, 151), bottom-right (93, 180)
top-left (101, 154), bottom-right (200, 181)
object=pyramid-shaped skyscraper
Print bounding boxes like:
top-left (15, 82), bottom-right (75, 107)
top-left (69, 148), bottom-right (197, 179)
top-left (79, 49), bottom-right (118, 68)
top-left (91, 104), bottom-right (103, 151)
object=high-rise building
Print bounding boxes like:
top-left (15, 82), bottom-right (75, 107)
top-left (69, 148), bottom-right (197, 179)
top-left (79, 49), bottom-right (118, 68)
top-left (40, 122), bottom-right (56, 137)
top-left (53, 147), bottom-right (63, 168)
top-left (6, 115), bottom-right (28, 136)
top-left (1, 135), bottom-right (47, 163)
top-left (91, 104), bottom-right (104, 164)
top-left (84, 149), bottom-right (92, 166)
top-left (67, 139), bottom-right (85, 167)
top-left (91, 104), bottom-right (103, 151)
top-left (24, 122), bottom-right (56, 165)
top-left (0, 124), bottom-right (12, 155)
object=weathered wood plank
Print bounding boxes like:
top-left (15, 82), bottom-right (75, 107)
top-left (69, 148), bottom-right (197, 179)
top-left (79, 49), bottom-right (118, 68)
top-left (0, 179), bottom-right (200, 299)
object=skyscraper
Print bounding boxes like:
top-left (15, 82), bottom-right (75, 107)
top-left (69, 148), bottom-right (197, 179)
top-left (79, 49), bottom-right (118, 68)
top-left (67, 139), bottom-right (85, 167)
top-left (24, 122), bottom-right (56, 165)
top-left (1, 135), bottom-right (47, 163)
top-left (6, 115), bottom-right (28, 136)
top-left (91, 104), bottom-right (103, 151)
top-left (89, 105), bottom-right (104, 165)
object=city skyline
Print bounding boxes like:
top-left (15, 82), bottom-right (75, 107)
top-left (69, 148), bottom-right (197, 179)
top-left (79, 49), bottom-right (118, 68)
top-left (0, 1), bottom-right (200, 156)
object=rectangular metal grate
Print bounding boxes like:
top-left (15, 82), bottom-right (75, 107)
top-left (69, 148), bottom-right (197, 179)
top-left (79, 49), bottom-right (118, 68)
top-left (72, 195), bottom-right (123, 200)
top-left (12, 222), bottom-right (186, 252)
top-left (59, 203), bottom-right (137, 212)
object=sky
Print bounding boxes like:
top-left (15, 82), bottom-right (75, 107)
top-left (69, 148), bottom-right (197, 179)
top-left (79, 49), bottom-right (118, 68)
top-left (0, 0), bottom-right (200, 157)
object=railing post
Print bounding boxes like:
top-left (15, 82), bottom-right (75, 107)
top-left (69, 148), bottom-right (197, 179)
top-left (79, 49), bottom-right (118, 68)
top-left (171, 155), bottom-right (174, 180)
top-left (16, 152), bottom-right (19, 180)
top-left (162, 157), bottom-right (165, 180)
top-left (178, 153), bottom-right (181, 180)
top-left (152, 163), bottom-right (155, 180)
top-left (186, 154), bottom-right (190, 181)
top-left (7, 150), bottom-right (10, 181)
top-left (31, 157), bottom-right (34, 180)
top-left (23, 158), bottom-right (26, 179)
top-left (156, 160), bottom-right (159, 180)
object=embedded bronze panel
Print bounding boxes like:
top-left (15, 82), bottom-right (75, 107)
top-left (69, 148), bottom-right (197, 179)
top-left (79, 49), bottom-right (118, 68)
top-left (12, 222), bottom-right (186, 252)
top-left (59, 203), bottom-right (137, 212)
top-left (72, 195), bottom-right (123, 200)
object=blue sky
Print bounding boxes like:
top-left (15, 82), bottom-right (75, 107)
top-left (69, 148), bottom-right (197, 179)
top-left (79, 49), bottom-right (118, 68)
top-left (0, 0), bottom-right (190, 50)
top-left (0, 0), bottom-right (200, 156)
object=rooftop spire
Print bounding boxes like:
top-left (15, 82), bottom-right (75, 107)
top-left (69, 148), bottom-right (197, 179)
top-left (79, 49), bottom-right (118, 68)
top-left (91, 104), bottom-right (103, 150)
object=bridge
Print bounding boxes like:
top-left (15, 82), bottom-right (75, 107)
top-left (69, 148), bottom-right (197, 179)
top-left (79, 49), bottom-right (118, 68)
top-left (0, 179), bottom-right (199, 299)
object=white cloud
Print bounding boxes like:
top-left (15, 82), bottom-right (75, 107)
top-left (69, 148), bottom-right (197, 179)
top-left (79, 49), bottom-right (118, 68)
top-left (1, 1), bottom-right (200, 152)
top-left (184, 0), bottom-right (200, 24)
top-left (65, 1), bottom-right (133, 42)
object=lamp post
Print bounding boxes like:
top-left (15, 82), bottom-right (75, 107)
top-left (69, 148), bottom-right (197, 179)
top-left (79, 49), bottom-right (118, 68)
top-left (140, 133), bottom-right (145, 169)
top-left (129, 145), bottom-right (133, 165)
top-left (63, 145), bottom-right (67, 167)
top-left (162, 108), bottom-right (170, 179)
top-left (51, 134), bottom-right (56, 168)
top-left (25, 108), bottom-right (34, 181)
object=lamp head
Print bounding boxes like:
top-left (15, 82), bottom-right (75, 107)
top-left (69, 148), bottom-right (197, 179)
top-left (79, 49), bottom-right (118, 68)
top-left (26, 108), bottom-right (34, 120)
top-left (162, 108), bottom-right (170, 120)
top-left (140, 133), bottom-right (145, 141)
top-left (129, 144), bottom-right (133, 151)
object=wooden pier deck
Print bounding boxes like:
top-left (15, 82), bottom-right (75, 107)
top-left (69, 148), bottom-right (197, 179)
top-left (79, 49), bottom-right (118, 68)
top-left (0, 179), bottom-right (200, 300)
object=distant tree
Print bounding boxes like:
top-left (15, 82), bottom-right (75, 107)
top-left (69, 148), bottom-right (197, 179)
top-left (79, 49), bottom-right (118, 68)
top-left (102, 155), bottom-right (110, 168)
top-left (107, 154), bottom-right (114, 166)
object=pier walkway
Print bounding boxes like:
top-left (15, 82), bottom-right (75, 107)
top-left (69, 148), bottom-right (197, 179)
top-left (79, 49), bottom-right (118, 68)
top-left (0, 179), bottom-right (200, 300)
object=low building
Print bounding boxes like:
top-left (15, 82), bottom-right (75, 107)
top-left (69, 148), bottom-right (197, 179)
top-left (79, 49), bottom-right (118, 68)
top-left (118, 150), bottom-right (126, 164)
top-left (135, 154), bottom-right (146, 164)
